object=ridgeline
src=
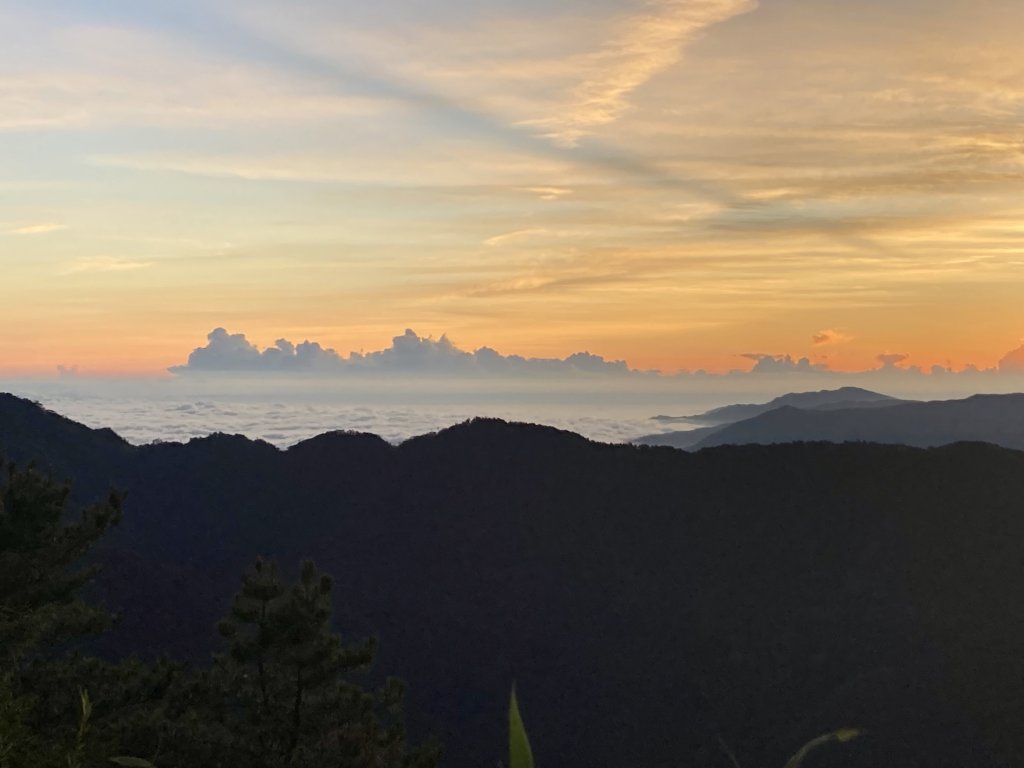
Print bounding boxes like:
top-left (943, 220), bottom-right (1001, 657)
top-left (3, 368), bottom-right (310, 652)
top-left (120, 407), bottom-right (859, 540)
top-left (2, 392), bottom-right (1023, 766)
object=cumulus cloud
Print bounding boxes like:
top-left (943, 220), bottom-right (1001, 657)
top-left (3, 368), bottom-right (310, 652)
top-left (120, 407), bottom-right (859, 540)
top-left (168, 327), bottom-right (1024, 384)
top-left (877, 353), bottom-right (910, 370)
top-left (812, 329), bottom-right (852, 345)
top-left (740, 353), bottom-right (827, 374)
top-left (170, 328), bottom-right (634, 378)
top-left (998, 343), bottom-right (1024, 373)
top-left (174, 329), bottom-right (361, 374)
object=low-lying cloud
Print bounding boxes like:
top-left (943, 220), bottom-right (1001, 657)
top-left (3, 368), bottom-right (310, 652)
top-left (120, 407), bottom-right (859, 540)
top-left (999, 343), bottom-right (1024, 373)
top-left (740, 353), bottom-right (826, 374)
top-left (169, 327), bottom-right (1024, 387)
top-left (170, 328), bottom-right (634, 378)
top-left (877, 353), bottom-right (910, 370)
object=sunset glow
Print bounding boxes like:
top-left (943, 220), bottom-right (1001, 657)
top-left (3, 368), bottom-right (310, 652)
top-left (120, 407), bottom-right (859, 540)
top-left (3, 0), bottom-right (1024, 375)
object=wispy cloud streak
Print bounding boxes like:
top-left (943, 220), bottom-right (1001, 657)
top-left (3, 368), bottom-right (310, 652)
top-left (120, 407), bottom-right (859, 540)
top-left (5, 223), bottom-right (66, 235)
top-left (60, 256), bottom-right (152, 274)
top-left (526, 0), bottom-right (758, 145)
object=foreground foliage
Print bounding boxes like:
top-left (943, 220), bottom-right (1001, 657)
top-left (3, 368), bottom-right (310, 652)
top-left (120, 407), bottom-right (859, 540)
top-left (0, 462), bottom-right (121, 767)
top-left (5, 395), bottom-right (1021, 764)
top-left (1, 448), bottom-right (867, 768)
top-left (507, 685), bottom-right (860, 768)
top-left (0, 461), bottom-right (439, 768)
top-left (508, 686), bottom-right (533, 768)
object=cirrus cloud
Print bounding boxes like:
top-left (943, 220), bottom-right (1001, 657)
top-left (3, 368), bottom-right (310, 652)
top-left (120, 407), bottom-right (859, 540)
top-left (60, 256), bottom-right (153, 274)
top-left (524, 0), bottom-right (759, 146)
top-left (5, 223), bottom-right (66, 236)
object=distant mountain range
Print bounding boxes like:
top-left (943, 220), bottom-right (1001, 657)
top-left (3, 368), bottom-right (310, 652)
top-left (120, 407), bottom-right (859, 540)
top-left (637, 390), bottom-right (1024, 451)
top-left (652, 386), bottom-right (904, 426)
top-left (4, 392), bottom-right (1024, 766)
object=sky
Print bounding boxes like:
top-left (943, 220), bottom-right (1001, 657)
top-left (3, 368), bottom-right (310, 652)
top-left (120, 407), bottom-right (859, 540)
top-left (3, 0), bottom-right (1024, 376)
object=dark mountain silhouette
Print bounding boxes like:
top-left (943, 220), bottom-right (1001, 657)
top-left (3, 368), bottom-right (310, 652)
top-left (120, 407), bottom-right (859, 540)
top-left (632, 422), bottom-right (727, 449)
top-left (652, 386), bottom-right (903, 426)
top-left (4, 392), bottom-right (1024, 766)
top-left (645, 393), bottom-right (1024, 452)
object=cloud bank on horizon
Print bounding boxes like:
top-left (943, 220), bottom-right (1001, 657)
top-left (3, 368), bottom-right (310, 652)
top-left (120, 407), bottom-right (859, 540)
top-left (170, 327), bottom-right (1024, 381)
top-left (170, 327), bottom-right (635, 377)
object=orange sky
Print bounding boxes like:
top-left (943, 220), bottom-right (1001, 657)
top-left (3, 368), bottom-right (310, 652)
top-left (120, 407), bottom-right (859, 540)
top-left (3, 0), bottom-right (1024, 376)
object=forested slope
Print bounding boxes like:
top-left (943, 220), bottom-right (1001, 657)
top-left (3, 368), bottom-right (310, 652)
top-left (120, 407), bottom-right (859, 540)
top-left (3, 393), bottom-right (1024, 766)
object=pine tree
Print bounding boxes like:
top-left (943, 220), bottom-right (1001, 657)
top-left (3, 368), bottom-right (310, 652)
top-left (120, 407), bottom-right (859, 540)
top-left (160, 557), bottom-right (441, 768)
top-left (0, 462), bottom-right (122, 666)
top-left (0, 461), bottom-right (122, 767)
top-left (0, 463), bottom-right (441, 768)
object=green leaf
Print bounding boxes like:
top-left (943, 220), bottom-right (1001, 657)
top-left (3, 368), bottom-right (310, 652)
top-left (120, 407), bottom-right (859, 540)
top-left (509, 684), bottom-right (534, 768)
top-left (783, 729), bottom-right (862, 768)
top-left (110, 758), bottom-right (158, 767)
top-left (78, 688), bottom-right (91, 721)
top-left (716, 735), bottom-right (743, 768)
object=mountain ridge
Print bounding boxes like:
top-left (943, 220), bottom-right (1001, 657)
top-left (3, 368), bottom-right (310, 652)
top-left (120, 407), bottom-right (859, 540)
top-left (651, 386), bottom-right (902, 425)
top-left (637, 391), bottom-right (1024, 451)
top-left (3, 392), bottom-right (1024, 766)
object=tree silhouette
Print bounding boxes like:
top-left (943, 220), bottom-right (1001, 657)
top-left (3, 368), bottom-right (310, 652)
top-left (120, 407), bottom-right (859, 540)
top-left (0, 462), bottom-right (440, 768)
top-left (0, 461), bottom-right (121, 767)
top-left (190, 557), bottom-right (441, 768)
top-left (0, 462), bottom-right (121, 665)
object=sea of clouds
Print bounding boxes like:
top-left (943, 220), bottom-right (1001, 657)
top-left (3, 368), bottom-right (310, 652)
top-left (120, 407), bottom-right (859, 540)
top-left (1, 377), bottom-right (724, 447)
top-left (31, 395), bottom-right (671, 446)
top-left (7, 326), bottom-right (1024, 448)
